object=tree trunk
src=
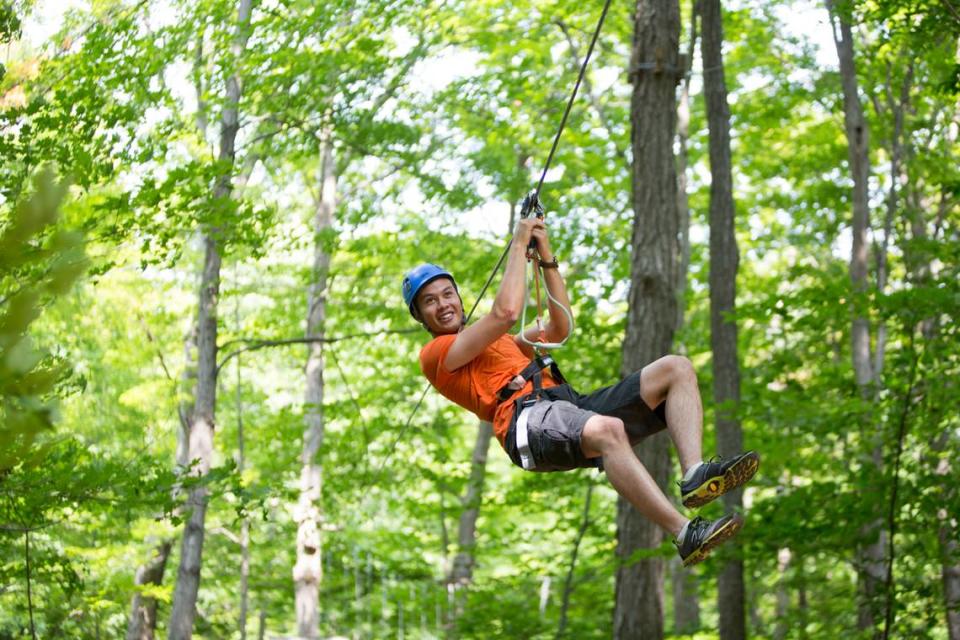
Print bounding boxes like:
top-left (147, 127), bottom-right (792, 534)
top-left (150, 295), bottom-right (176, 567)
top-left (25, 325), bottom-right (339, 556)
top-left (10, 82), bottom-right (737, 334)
top-left (670, 5), bottom-right (700, 632)
top-left (670, 556), bottom-right (700, 634)
top-left (675, 0), bottom-right (698, 336)
top-left (825, 2), bottom-right (884, 635)
top-left (557, 483), bottom-right (594, 639)
top-left (773, 547), bottom-right (791, 640)
top-left (615, 1), bottom-right (681, 638)
top-left (701, 1), bottom-right (746, 638)
top-left (445, 194), bottom-right (520, 619)
top-left (448, 420), bottom-right (493, 588)
top-left (126, 540), bottom-right (173, 640)
top-left (168, 1), bottom-right (254, 637)
top-left (939, 494), bottom-right (960, 640)
top-left (234, 286), bottom-right (250, 640)
top-left (294, 136), bottom-right (336, 638)
top-left (906, 120), bottom-right (958, 637)
top-left (932, 150), bottom-right (960, 640)
top-left (126, 323), bottom-right (196, 637)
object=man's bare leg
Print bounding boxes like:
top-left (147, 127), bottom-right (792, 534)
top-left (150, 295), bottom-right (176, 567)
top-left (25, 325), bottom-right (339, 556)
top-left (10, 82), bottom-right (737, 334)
top-left (581, 415), bottom-right (686, 536)
top-left (639, 355), bottom-right (703, 475)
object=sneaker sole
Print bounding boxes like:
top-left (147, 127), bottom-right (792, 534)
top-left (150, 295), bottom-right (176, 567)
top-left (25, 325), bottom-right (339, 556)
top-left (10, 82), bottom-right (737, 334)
top-left (681, 451), bottom-right (760, 509)
top-left (681, 513), bottom-right (744, 567)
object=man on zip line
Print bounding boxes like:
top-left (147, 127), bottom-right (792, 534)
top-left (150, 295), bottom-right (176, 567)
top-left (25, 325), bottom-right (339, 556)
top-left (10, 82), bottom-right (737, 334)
top-left (403, 216), bottom-right (759, 566)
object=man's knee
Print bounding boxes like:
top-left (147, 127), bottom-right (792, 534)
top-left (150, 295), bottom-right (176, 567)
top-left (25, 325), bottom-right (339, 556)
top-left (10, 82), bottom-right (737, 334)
top-left (582, 415), bottom-right (628, 456)
top-left (639, 355), bottom-right (696, 407)
top-left (651, 354), bottom-right (696, 386)
top-left (667, 354), bottom-right (696, 381)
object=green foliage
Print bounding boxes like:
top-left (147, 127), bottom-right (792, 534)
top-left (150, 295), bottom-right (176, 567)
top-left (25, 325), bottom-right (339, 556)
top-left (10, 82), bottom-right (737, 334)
top-left (0, 169), bottom-right (87, 468)
top-left (0, 0), bottom-right (25, 44)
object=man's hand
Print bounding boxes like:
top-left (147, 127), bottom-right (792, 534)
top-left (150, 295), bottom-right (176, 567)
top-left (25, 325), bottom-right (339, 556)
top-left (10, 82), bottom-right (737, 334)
top-left (514, 217), bottom-right (552, 259)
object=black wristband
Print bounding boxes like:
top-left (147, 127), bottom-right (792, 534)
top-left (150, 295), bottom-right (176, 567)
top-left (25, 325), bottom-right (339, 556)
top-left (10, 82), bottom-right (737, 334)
top-left (539, 257), bottom-right (559, 269)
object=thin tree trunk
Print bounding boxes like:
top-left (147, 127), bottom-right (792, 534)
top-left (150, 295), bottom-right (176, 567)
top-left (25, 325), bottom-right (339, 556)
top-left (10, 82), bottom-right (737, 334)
top-left (939, 494), bottom-right (960, 640)
top-left (908, 108), bottom-right (960, 637)
top-left (445, 197), bottom-right (518, 623)
top-left (448, 420), bottom-right (493, 588)
top-left (126, 322), bottom-right (196, 637)
top-left (294, 136), bottom-right (336, 638)
top-left (557, 483), bottom-right (593, 639)
top-left (934, 114), bottom-right (960, 640)
top-left (701, 1), bottom-right (746, 638)
top-left (670, 5), bottom-right (701, 632)
top-left (825, 2), bottom-right (884, 635)
top-left (168, 1), bottom-right (254, 637)
top-left (615, 1), bottom-right (681, 638)
top-left (671, 555), bottom-right (700, 634)
top-left (234, 280), bottom-right (250, 640)
top-left (925, 317), bottom-right (958, 640)
top-left (871, 62), bottom-right (912, 377)
top-left (127, 541), bottom-right (173, 640)
top-left (773, 547), bottom-right (792, 640)
top-left (675, 0), bottom-right (698, 336)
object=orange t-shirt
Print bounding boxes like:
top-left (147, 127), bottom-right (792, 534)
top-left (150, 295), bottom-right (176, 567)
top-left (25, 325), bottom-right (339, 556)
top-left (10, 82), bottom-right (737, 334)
top-left (419, 333), bottom-right (558, 445)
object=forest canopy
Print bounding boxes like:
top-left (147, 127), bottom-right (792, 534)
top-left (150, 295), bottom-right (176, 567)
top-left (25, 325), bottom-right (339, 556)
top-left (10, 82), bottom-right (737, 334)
top-left (0, 0), bottom-right (958, 638)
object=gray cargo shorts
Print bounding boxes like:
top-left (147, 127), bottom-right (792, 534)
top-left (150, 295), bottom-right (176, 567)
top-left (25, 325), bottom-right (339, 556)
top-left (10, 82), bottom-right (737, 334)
top-left (503, 371), bottom-right (667, 473)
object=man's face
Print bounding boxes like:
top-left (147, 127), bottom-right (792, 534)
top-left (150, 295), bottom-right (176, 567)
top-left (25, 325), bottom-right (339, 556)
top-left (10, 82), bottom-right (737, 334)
top-left (414, 277), bottom-right (463, 334)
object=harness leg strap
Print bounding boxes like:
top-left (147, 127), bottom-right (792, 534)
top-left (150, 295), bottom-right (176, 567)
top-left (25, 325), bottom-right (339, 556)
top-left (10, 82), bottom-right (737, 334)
top-left (516, 403), bottom-right (537, 470)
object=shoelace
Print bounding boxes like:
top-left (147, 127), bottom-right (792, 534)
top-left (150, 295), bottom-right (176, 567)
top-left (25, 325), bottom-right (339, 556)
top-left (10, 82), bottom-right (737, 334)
top-left (673, 516), bottom-right (708, 548)
top-left (676, 455), bottom-right (725, 489)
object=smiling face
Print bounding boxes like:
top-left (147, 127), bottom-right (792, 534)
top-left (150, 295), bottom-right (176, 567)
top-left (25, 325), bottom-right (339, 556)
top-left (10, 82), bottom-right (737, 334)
top-left (414, 277), bottom-right (464, 335)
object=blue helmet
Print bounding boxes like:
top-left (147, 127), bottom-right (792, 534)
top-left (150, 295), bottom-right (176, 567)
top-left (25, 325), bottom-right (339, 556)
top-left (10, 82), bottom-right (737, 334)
top-left (402, 263), bottom-right (458, 317)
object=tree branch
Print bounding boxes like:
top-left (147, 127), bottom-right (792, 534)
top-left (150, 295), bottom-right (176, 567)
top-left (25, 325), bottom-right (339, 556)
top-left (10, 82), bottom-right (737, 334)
top-left (138, 313), bottom-right (190, 432)
top-left (941, 0), bottom-right (960, 23)
top-left (882, 330), bottom-right (922, 640)
top-left (216, 327), bottom-right (419, 374)
top-left (555, 19), bottom-right (627, 162)
top-left (328, 345), bottom-right (371, 477)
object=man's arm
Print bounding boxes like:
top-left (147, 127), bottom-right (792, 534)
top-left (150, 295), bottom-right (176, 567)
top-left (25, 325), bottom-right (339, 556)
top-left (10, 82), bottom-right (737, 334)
top-left (442, 219), bottom-right (540, 371)
top-left (516, 221), bottom-right (573, 350)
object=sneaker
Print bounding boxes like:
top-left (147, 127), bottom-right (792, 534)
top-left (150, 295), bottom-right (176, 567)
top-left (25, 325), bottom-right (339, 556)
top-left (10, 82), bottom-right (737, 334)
top-left (675, 514), bottom-right (744, 567)
top-left (680, 451), bottom-right (760, 509)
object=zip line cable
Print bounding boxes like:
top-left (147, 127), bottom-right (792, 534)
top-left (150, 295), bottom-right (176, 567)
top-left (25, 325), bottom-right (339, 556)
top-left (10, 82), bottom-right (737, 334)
top-left (371, 0), bottom-right (614, 483)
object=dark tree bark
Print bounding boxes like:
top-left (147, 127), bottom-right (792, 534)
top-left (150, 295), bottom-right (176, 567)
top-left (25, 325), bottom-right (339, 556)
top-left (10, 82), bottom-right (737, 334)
top-left (614, 1), bottom-right (681, 638)
top-left (168, 1), bottom-right (255, 637)
top-left (671, 556), bottom-right (700, 634)
top-left (701, 1), bottom-right (746, 638)
top-left (825, 2), bottom-right (885, 635)
top-left (126, 541), bottom-right (173, 640)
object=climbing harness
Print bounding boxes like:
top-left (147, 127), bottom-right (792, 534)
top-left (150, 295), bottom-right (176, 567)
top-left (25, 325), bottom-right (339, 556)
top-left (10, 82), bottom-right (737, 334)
top-left (496, 353), bottom-right (566, 404)
top-left (497, 352), bottom-right (568, 471)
